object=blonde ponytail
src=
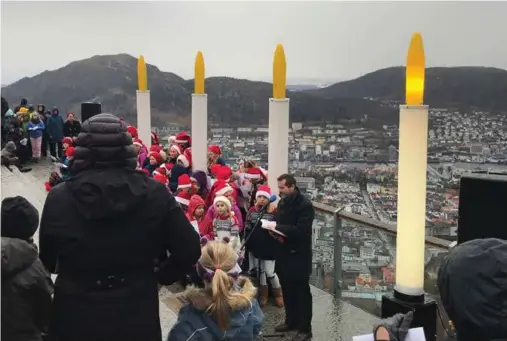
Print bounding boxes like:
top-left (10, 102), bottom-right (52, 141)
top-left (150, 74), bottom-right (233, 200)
top-left (201, 241), bottom-right (253, 331)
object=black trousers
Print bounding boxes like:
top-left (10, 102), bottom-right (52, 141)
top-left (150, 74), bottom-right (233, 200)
top-left (49, 142), bottom-right (63, 159)
top-left (279, 276), bottom-right (312, 333)
top-left (42, 133), bottom-right (49, 157)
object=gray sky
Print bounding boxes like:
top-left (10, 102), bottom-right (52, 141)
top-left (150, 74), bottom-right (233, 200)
top-left (2, 1), bottom-right (507, 85)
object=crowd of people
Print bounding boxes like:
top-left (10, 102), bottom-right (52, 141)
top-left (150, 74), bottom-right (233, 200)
top-left (2, 110), bottom-right (506, 341)
top-left (1, 97), bottom-right (82, 172)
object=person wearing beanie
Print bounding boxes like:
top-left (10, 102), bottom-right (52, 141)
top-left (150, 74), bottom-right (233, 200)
top-left (174, 131), bottom-right (191, 150)
top-left (151, 130), bottom-right (160, 146)
top-left (62, 136), bottom-right (74, 151)
top-left (38, 113), bottom-right (201, 341)
top-left (176, 173), bottom-right (196, 195)
top-left (126, 125), bottom-right (138, 139)
top-left (144, 151), bottom-right (162, 175)
top-left (191, 170), bottom-right (209, 200)
top-left (61, 146), bottom-right (75, 181)
top-left (175, 190), bottom-right (192, 212)
top-left (169, 158), bottom-right (192, 193)
top-left (133, 138), bottom-right (147, 170)
top-left (186, 195), bottom-right (213, 240)
top-left (206, 181), bottom-right (244, 232)
top-left (47, 107), bottom-right (65, 159)
top-left (168, 144), bottom-right (182, 164)
top-left (177, 149), bottom-right (192, 170)
top-left (1, 196), bottom-right (53, 341)
top-left (244, 185), bottom-right (284, 308)
top-left (207, 145), bottom-right (225, 172)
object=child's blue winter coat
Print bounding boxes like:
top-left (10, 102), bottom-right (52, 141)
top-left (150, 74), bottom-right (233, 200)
top-left (27, 120), bottom-right (45, 139)
top-left (167, 277), bottom-right (263, 341)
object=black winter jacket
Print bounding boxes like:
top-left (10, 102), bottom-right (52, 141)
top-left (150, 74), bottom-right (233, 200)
top-left (275, 188), bottom-right (315, 280)
top-left (63, 120), bottom-right (81, 138)
top-left (1, 237), bottom-right (54, 341)
top-left (438, 238), bottom-right (507, 341)
top-left (39, 113), bottom-right (201, 341)
top-left (244, 205), bottom-right (280, 260)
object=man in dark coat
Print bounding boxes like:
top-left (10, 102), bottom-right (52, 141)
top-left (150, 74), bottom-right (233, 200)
top-left (1, 196), bottom-right (54, 341)
top-left (269, 174), bottom-right (315, 341)
top-left (39, 113), bottom-right (201, 341)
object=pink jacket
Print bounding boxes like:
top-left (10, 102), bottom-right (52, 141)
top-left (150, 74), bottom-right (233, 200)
top-left (206, 204), bottom-right (244, 232)
top-left (137, 146), bottom-right (148, 169)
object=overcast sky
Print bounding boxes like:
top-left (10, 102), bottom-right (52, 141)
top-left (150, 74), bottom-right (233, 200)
top-left (2, 1), bottom-right (507, 85)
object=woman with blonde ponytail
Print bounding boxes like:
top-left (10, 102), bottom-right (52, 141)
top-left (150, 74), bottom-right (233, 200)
top-left (168, 240), bottom-right (264, 341)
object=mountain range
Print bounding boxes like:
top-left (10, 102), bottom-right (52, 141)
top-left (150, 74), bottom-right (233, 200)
top-left (2, 54), bottom-right (506, 127)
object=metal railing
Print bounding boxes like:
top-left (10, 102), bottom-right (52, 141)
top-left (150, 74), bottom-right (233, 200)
top-left (311, 201), bottom-right (452, 297)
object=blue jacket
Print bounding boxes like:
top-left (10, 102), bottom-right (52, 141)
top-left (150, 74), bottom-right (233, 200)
top-left (167, 278), bottom-right (263, 341)
top-left (27, 120), bottom-right (45, 139)
top-left (46, 109), bottom-right (65, 142)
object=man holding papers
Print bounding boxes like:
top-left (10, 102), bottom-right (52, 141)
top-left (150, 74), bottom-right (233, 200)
top-left (263, 174), bottom-right (315, 341)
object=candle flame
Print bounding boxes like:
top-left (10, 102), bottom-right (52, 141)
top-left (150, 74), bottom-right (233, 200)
top-left (406, 33), bottom-right (425, 105)
top-left (194, 51), bottom-right (205, 94)
top-left (273, 44), bottom-right (287, 99)
top-left (137, 55), bottom-right (148, 91)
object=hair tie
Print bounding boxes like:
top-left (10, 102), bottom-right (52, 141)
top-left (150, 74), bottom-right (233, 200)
top-left (215, 266), bottom-right (221, 270)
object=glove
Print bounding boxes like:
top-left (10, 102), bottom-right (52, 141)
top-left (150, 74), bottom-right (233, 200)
top-left (373, 311), bottom-right (414, 341)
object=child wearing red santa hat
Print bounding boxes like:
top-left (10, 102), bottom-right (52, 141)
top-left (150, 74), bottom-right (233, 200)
top-left (186, 195), bottom-right (213, 240)
top-left (174, 132), bottom-right (191, 151)
top-left (205, 182), bottom-right (244, 232)
top-left (168, 144), bottom-right (182, 164)
top-left (133, 138), bottom-right (148, 170)
top-left (143, 151), bottom-right (162, 175)
top-left (243, 185), bottom-right (284, 308)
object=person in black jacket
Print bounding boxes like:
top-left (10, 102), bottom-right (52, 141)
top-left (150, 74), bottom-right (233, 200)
top-left (39, 113), bottom-right (201, 341)
top-left (266, 174), bottom-right (315, 341)
top-left (62, 112), bottom-right (81, 139)
top-left (1, 196), bottom-right (54, 341)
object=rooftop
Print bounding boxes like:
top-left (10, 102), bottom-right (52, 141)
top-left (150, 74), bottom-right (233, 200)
top-left (1, 161), bottom-right (452, 340)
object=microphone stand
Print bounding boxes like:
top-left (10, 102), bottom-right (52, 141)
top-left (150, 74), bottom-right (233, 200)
top-left (242, 201), bottom-right (286, 340)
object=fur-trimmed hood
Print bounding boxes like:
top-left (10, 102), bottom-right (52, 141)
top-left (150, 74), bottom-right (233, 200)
top-left (168, 277), bottom-right (263, 341)
top-left (183, 276), bottom-right (257, 311)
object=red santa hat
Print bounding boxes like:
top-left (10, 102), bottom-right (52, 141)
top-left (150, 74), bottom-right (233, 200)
top-left (62, 137), bottom-right (74, 146)
top-left (208, 145), bottom-right (221, 155)
top-left (153, 167), bottom-right (168, 177)
top-left (256, 185), bottom-right (272, 199)
top-left (148, 151), bottom-right (162, 164)
top-left (210, 164), bottom-right (222, 177)
top-left (150, 145), bottom-right (162, 153)
top-left (175, 132), bottom-right (191, 146)
top-left (214, 181), bottom-right (233, 197)
top-left (65, 146), bottom-right (76, 157)
top-left (153, 172), bottom-right (168, 186)
top-left (170, 144), bottom-right (182, 155)
top-left (177, 149), bottom-right (192, 169)
top-left (168, 136), bottom-right (176, 144)
top-left (177, 174), bottom-right (192, 189)
top-left (213, 195), bottom-right (231, 210)
top-left (163, 162), bottom-right (174, 173)
top-left (175, 190), bottom-right (191, 206)
top-left (133, 138), bottom-right (143, 148)
top-left (245, 167), bottom-right (266, 181)
top-left (127, 126), bottom-right (138, 138)
top-left (151, 131), bottom-right (160, 145)
top-left (216, 165), bottom-right (232, 181)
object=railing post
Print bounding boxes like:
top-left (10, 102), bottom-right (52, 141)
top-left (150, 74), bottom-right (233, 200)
top-left (333, 210), bottom-right (343, 298)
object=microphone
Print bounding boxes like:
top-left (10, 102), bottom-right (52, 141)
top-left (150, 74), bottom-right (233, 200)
top-left (259, 194), bottom-right (277, 213)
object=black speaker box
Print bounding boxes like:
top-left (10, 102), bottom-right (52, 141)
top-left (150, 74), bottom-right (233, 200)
top-left (458, 172), bottom-right (507, 244)
top-left (81, 102), bottom-right (101, 122)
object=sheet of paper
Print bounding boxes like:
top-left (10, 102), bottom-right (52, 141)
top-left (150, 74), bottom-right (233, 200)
top-left (352, 327), bottom-right (426, 341)
top-left (262, 225), bottom-right (286, 237)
